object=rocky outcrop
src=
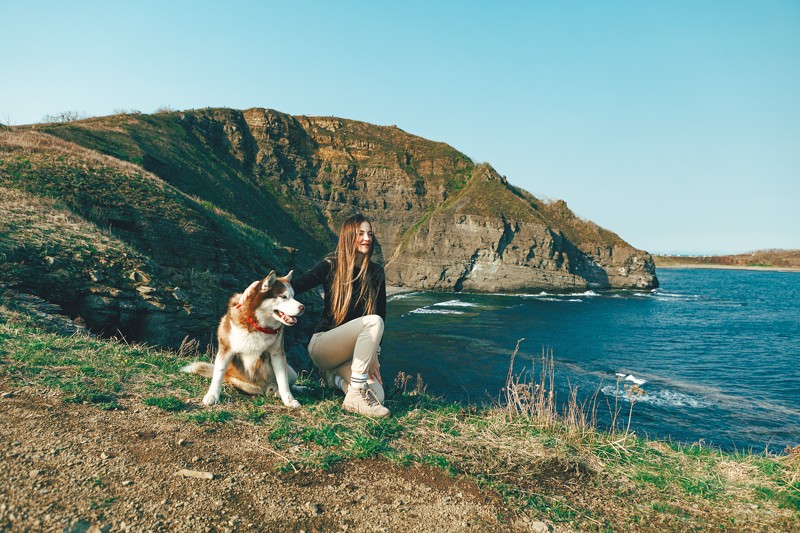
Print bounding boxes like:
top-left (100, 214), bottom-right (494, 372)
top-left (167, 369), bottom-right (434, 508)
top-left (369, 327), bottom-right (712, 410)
top-left (381, 168), bottom-right (656, 292)
top-left (386, 213), bottom-right (590, 292)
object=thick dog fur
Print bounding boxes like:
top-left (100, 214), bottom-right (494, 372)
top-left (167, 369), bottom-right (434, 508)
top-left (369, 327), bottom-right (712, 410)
top-left (182, 271), bottom-right (304, 407)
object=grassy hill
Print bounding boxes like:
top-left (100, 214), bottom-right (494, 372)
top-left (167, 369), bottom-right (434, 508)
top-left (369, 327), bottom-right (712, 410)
top-left (0, 128), bottom-right (303, 349)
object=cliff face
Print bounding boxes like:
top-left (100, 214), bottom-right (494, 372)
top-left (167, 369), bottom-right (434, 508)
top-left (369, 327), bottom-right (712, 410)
top-left (4, 107), bottom-right (657, 347)
top-left (376, 165), bottom-right (655, 292)
top-left (229, 109), bottom-right (658, 292)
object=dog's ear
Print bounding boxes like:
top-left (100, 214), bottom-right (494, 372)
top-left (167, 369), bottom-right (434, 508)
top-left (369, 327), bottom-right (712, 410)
top-left (240, 279), bottom-right (262, 305)
top-left (261, 270), bottom-right (277, 292)
top-left (283, 270), bottom-right (294, 283)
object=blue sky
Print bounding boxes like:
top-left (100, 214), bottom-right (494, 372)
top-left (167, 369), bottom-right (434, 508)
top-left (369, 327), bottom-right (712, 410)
top-left (2, 1), bottom-right (798, 255)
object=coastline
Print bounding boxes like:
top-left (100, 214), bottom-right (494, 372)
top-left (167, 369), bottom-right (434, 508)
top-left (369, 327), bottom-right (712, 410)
top-left (387, 285), bottom-right (415, 296)
top-left (656, 264), bottom-right (800, 273)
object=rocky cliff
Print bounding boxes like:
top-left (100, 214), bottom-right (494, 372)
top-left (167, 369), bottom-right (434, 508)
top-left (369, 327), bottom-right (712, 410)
top-left (232, 109), bottom-right (657, 292)
top-left (1, 107), bottom-right (657, 348)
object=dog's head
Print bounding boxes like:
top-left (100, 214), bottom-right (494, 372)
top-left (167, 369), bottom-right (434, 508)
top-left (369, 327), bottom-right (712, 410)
top-left (239, 271), bottom-right (304, 327)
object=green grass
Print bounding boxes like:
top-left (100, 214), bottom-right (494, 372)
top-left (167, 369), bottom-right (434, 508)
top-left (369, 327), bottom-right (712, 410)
top-left (679, 477), bottom-right (721, 500)
top-left (634, 471), bottom-right (670, 491)
top-left (300, 423), bottom-right (343, 447)
top-left (181, 410), bottom-right (234, 424)
top-left (1, 304), bottom-right (799, 531)
top-left (650, 502), bottom-right (689, 517)
top-left (143, 395), bottom-right (188, 412)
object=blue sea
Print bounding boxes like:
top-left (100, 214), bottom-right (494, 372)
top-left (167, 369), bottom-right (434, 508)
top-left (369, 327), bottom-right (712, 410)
top-left (381, 269), bottom-right (800, 453)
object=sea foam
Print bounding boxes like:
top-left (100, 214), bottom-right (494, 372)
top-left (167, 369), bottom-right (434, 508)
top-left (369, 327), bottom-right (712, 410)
top-left (387, 292), bottom-right (420, 302)
top-left (602, 385), bottom-right (711, 408)
top-left (618, 373), bottom-right (647, 385)
top-left (408, 307), bottom-right (465, 315)
top-left (569, 290), bottom-right (600, 297)
top-left (433, 299), bottom-right (478, 307)
top-left (647, 290), bottom-right (701, 302)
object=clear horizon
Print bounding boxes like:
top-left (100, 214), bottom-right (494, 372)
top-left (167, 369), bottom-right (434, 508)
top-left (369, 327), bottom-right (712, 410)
top-left (2, 1), bottom-right (798, 256)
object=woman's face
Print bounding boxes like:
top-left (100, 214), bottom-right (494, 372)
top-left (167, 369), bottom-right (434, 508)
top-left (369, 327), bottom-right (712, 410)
top-left (355, 221), bottom-right (373, 255)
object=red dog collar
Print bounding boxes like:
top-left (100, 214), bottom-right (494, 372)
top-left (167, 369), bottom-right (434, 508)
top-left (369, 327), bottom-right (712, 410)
top-left (237, 304), bottom-right (282, 335)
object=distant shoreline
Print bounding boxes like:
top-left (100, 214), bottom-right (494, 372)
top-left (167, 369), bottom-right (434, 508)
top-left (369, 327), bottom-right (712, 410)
top-left (656, 264), bottom-right (800, 273)
top-left (653, 250), bottom-right (800, 273)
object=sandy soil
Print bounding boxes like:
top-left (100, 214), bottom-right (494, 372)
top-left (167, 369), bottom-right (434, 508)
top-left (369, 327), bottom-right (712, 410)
top-left (0, 381), bottom-right (553, 533)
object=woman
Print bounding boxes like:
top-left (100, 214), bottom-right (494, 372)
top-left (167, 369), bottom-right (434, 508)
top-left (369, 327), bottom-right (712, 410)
top-left (292, 214), bottom-right (390, 418)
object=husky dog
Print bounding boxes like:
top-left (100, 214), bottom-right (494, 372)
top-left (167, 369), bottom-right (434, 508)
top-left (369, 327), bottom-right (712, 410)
top-left (183, 271), bottom-right (305, 407)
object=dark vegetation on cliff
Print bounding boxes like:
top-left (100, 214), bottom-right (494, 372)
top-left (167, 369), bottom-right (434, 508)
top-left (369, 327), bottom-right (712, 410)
top-left (2, 107), bottom-right (656, 350)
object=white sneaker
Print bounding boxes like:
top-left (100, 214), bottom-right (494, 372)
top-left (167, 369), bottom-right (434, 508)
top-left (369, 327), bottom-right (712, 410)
top-left (342, 386), bottom-right (390, 418)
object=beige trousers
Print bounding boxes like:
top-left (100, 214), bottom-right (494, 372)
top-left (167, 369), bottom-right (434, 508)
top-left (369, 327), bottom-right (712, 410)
top-left (308, 315), bottom-right (385, 401)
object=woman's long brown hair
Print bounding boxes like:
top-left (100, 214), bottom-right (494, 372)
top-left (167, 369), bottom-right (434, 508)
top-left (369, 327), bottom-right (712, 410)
top-left (330, 214), bottom-right (378, 326)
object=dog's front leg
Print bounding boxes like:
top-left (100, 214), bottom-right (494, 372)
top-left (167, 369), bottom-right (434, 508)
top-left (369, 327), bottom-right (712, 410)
top-left (203, 349), bottom-right (235, 406)
top-left (270, 350), bottom-right (300, 408)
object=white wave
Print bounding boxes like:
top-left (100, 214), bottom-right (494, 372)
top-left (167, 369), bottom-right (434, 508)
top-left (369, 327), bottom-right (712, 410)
top-left (433, 299), bottom-right (478, 308)
top-left (388, 292), bottom-right (420, 302)
top-left (648, 290), bottom-right (700, 301)
top-left (521, 290), bottom-right (596, 299)
top-left (601, 385), bottom-right (711, 408)
top-left (614, 373), bottom-right (646, 384)
top-left (516, 290), bottom-right (591, 301)
top-left (624, 374), bottom-right (647, 385)
top-left (514, 291), bottom-right (552, 298)
top-left (568, 290), bottom-right (600, 297)
top-left (492, 290), bottom-right (586, 299)
top-left (409, 307), bottom-right (465, 315)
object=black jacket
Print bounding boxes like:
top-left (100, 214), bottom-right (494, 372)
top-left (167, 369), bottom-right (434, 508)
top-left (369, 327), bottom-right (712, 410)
top-left (293, 258), bottom-right (386, 334)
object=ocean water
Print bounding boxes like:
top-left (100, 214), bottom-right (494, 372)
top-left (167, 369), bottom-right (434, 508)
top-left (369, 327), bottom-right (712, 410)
top-left (381, 269), bottom-right (800, 453)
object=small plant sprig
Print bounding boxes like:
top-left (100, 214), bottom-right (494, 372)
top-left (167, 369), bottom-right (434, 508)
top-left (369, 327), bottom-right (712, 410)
top-left (624, 383), bottom-right (647, 434)
top-left (393, 371), bottom-right (427, 396)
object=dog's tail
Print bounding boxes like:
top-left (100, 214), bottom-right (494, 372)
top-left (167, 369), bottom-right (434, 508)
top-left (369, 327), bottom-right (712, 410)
top-left (181, 362), bottom-right (266, 396)
top-left (181, 362), bottom-right (214, 377)
top-left (226, 377), bottom-right (266, 396)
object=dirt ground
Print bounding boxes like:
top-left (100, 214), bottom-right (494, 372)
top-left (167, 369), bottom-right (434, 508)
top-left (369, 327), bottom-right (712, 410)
top-left (0, 382), bottom-right (553, 532)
